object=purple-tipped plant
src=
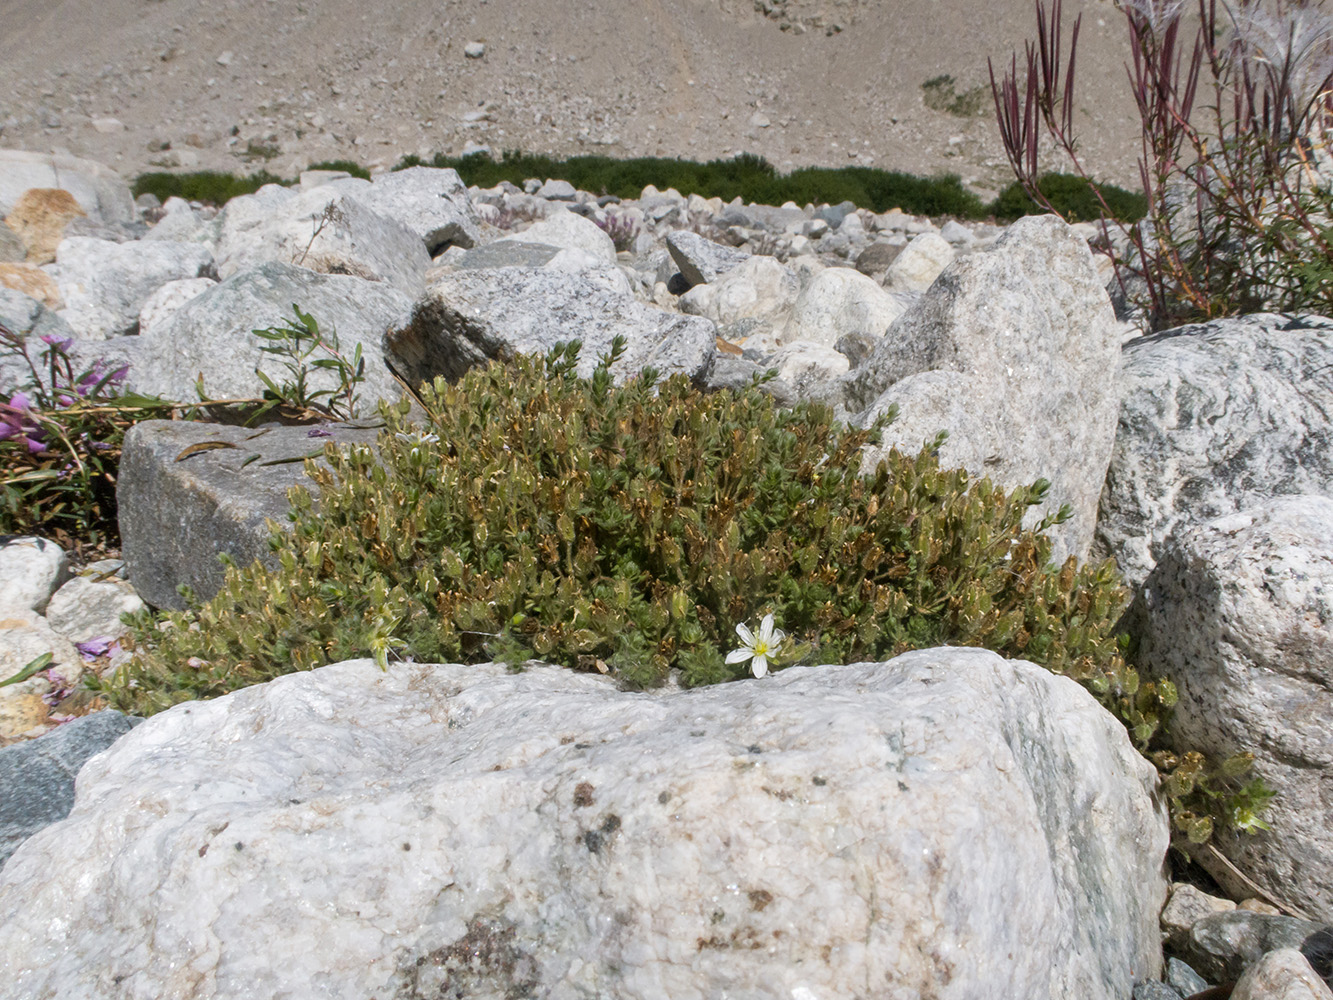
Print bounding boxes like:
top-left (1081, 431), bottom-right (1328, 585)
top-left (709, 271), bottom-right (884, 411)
top-left (594, 212), bottom-right (642, 252)
top-left (1, 322), bottom-right (175, 551)
top-left (991, 0), bottom-right (1333, 330)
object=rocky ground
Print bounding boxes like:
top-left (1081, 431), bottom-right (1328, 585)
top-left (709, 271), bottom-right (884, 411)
top-left (0, 0), bottom-right (1146, 197)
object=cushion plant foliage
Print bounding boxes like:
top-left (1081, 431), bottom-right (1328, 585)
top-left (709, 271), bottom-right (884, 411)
top-left (107, 338), bottom-right (1265, 843)
top-left (113, 337), bottom-right (1148, 711)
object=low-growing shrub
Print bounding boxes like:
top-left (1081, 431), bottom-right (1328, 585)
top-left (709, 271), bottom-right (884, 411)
top-left (991, 173), bottom-right (1148, 224)
top-left (306, 159), bottom-right (372, 180)
top-left (107, 340), bottom-right (1264, 843)
top-left (132, 169), bottom-right (289, 206)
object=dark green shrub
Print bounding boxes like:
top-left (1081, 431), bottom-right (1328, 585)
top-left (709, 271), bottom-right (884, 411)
top-left (132, 169), bottom-right (289, 206)
top-left (307, 159), bottom-right (372, 180)
top-left (990, 173), bottom-right (1148, 224)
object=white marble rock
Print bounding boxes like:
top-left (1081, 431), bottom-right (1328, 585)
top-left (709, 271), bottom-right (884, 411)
top-left (0, 648), bottom-right (1167, 1000)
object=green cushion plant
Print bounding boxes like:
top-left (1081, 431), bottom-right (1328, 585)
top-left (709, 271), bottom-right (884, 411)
top-left (105, 339), bottom-right (1267, 845)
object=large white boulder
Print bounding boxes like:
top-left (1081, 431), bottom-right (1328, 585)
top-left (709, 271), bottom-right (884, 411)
top-left (132, 261), bottom-right (414, 407)
top-left (848, 214), bottom-right (1122, 563)
top-left (0, 648), bottom-right (1167, 999)
top-left (50, 236), bottom-right (216, 340)
top-left (0, 149), bottom-right (134, 224)
top-left (779, 266), bottom-right (905, 348)
top-left (355, 166), bottom-right (485, 254)
top-left (214, 186), bottom-right (431, 297)
top-left (678, 254), bottom-right (801, 330)
top-left (883, 231), bottom-right (956, 292)
top-left (495, 207), bottom-right (616, 264)
top-left (0, 537), bottom-right (68, 615)
top-left (1094, 313), bottom-right (1333, 591)
top-left (1137, 495), bottom-right (1333, 922)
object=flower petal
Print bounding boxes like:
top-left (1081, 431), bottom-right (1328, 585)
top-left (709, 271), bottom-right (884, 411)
top-left (726, 648), bottom-right (753, 664)
top-left (758, 613), bottom-right (775, 642)
top-left (751, 655), bottom-right (768, 678)
top-left (734, 622), bottom-right (755, 646)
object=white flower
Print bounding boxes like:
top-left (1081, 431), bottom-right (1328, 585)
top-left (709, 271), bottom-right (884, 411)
top-left (727, 613), bottom-right (785, 678)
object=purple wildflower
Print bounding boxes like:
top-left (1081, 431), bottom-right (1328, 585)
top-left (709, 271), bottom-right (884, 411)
top-left (75, 636), bottom-right (115, 659)
top-left (307, 427), bottom-right (333, 438)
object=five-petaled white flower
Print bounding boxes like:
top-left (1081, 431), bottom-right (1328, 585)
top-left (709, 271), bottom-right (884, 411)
top-left (727, 613), bottom-right (785, 678)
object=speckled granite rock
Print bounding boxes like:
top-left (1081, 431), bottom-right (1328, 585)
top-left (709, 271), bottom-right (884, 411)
top-left (1095, 313), bottom-right (1333, 592)
top-left (0, 648), bottom-right (1167, 1000)
top-left (1137, 496), bottom-right (1333, 923)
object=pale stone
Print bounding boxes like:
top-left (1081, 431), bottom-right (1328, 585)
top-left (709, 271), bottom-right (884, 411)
top-left (0, 150), bottom-right (135, 225)
top-left (847, 215), bottom-right (1121, 562)
top-left (51, 236), bottom-right (215, 340)
top-left (779, 266), bottom-right (905, 348)
top-left (0, 263), bottom-right (61, 308)
top-left (883, 231), bottom-right (955, 292)
top-left (136, 276), bottom-right (217, 340)
top-left (0, 537), bottom-right (69, 615)
top-left (1137, 496), bottom-right (1333, 922)
top-left (0, 610), bottom-right (82, 703)
top-left (1160, 883), bottom-right (1237, 950)
top-left (215, 186), bottom-right (430, 297)
top-left (665, 229), bottom-right (750, 287)
top-left (133, 261), bottom-right (413, 407)
top-left (0, 649), bottom-right (1167, 999)
top-left (1231, 949), bottom-right (1333, 1000)
top-left (3, 188), bottom-right (86, 264)
top-left (43, 576), bottom-right (144, 645)
top-left (678, 254), bottom-right (800, 328)
top-left (1094, 313), bottom-right (1333, 592)
top-left (358, 166), bottom-right (485, 254)
top-left (496, 208), bottom-right (616, 264)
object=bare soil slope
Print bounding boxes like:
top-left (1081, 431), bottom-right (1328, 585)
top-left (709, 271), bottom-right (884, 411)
top-left (0, 0), bottom-right (1144, 196)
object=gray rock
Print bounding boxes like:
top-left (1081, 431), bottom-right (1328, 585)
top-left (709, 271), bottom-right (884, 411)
top-left (859, 370), bottom-right (996, 474)
top-left (387, 263), bottom-right (716, 387)
top-left (136, 276), bottom-right (217, 340)
top-left (1166, 957), bottom-right (1211, 997)
top-left (1133, 982), bottom-right (1184, 1000)
top-left (450, 240), bottom-right (562, 270)
top-left (50, 236), bottom-right (216, 340)
top-left (1137, 496), bottom-right (1333, 921)
top-left (1186, 911), bottom-right (1325, 983)
top-left (834, 329), bottom-right (878, 368)
top-left (940, 220), bottom-right (977, 244)
top-left (848, 215), bottom-right (1122, 562)
top-left (0, 537), bottom-right (69, 615)
top-left (1094, 313), bottom-right (1333, 592)
top-left (357, 166), bottom-right (484, 255)
top-left (141, 196), bottom-right (202, 243)
top-left (43, 576), bottom-right (144, 644)
top-left (0, 224), bottom-right (23, 263)
top-left (0, 648), bottom-right (1167, 999)
top-left (815, 200), bottom-right (858, 228)
top-left (764, 341), bottom-right (849, 402)
top-left (698, 353), bottom-right (799, 407)
top-left (62, 216), bottom-right (148, 244)
top-left (0, 150), bottom-right (135, 224)
top-left (215, 187), bottom-right (430, 297)
top-left (665, 230), bottom-right (751, 287)
top-left (779, 266), bottom-right (904, 348)
top-left (133, 261), bottom-right (414, 407)
top-left (117, 418), bottom-right (383, 609)
top-left (1161, 883), bottom-right (1238, 950)
top-left (535, 178), bottom-right (576, 201)
top-left (854, 240), bottom-right (904, 278)
top-left (0, 711), bottom-right (141, 870)
top-left (496, 208), bottom-right (616, 264)
top-left (1232, 949), bottom-right (1333, 1000)
top-left (0, 287), bottom-right (77, 346)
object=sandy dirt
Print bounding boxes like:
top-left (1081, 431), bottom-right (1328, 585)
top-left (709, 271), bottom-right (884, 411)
top-left (0, 0), bottom-right (1148, 197)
